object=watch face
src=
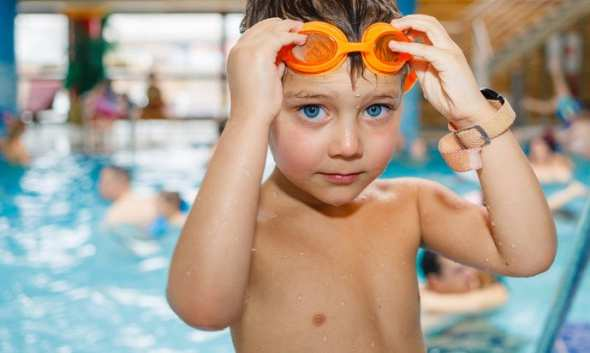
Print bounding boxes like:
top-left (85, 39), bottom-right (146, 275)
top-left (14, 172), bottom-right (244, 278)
top-left (481, 88), bottom-right (504, 104)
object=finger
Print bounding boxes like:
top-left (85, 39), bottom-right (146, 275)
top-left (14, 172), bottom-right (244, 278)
top-left (269, 32), bottom-right (308, 52)
top-left (388, 41), bottom-right (453, 70)
top-left (406, 29), bottom-right (433, 46)
top-left (272, 18), bottom-right (305, 33)
top-left (391, 16), bottom-right (455, 49)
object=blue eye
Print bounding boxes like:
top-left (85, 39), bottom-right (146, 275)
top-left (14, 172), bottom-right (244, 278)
top-left (364, 104), bottom-right (390, 119)
top-left (299, 105), bottom-right (326, 120)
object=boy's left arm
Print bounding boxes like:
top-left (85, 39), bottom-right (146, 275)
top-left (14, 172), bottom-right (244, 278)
top-left (389, 15), bottom-right (556, 276)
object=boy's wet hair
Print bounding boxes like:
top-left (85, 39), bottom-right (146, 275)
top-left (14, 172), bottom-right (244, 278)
top-left (420, 250), bottom-right (441, 277)
top-left (241, 0), bottom-right (407, 85)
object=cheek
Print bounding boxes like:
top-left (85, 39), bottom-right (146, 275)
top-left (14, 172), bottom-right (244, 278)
top-left (270, 118), bottom-right (323, 175)
top-left (364, 127), bottom-right (398, 170)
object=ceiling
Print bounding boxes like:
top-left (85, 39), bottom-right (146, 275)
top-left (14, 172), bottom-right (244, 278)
top-left (18, 0), bottom-right (246, 13)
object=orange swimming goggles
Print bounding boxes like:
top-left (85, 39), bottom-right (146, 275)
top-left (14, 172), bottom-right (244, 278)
top-left (278, 21), bottom-right (417, 92)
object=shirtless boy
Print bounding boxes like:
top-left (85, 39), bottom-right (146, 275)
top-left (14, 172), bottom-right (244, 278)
top-left (167, 1), bottom-right (556, 352)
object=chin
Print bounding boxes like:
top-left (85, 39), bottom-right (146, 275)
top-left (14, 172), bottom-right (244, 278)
top-left (308, 184), bottom-right (365, 207)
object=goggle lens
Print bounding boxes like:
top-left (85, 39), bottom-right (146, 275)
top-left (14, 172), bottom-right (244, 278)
top-left (373, 33), bottom-right (408, 69)
top-left (292, 32), bottom-right (338, 65)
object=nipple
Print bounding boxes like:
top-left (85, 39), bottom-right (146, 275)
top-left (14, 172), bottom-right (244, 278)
top-left (312, 313), bottom-right (327, 327)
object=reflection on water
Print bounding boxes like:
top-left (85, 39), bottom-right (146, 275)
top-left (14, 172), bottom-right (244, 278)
top-left (427, 317), bottom-right (527, 353)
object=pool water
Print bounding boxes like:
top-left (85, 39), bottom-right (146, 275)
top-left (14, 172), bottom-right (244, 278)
top-left (1, 147), bottom-right (589, 353)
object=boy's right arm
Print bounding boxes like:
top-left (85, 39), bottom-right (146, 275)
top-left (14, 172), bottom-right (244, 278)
top-left (166, 19), bottom-right (306, 331)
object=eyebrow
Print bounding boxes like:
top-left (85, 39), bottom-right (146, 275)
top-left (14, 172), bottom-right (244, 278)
top-left (284, 91), bottom-right (401, 101)
top-left (284, 91), bottom-right (334, 99)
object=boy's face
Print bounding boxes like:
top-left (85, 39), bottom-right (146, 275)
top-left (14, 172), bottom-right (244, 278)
top-left (270, 60), bottom-right (403, 206)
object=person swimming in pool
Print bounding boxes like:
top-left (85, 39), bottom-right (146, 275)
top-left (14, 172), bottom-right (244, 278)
top-left (0, 115), bottom-right (30, 166)
top-left (166, 2), bottom-right (556, 352)
top-left (521, 57), bottom-right (590, 159)
top-left (149, 191), bottom-right (187, 239)
top-left (419, 250), bottom-right (508, 315)
top-left (99, 165), bottom-right (158, 230)
top-left (528, 130), bottom-right (573, 184)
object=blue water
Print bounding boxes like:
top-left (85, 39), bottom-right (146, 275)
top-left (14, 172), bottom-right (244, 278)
top-left (1, 148), bottom-right (589, 353)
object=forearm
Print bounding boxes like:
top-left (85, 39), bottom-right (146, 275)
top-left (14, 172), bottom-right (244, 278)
top-left (168, 114), bottom-right (270, 325)
top-left (478, 129), bottom-right (556, 274)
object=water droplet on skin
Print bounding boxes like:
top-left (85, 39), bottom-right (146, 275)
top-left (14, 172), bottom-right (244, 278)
top-left (380, 263), bottom-right (385, 268)
top-left (340, 301), bottom-right (345, 306)
top-left (299, 252), bottom-right (305, 256)
top-left (355, 93), bottom-right (361, 97)
top-left (251, 248), bottom-right (257, 252)
top-left (323, 335), bottom-right (328, 342)
top-left (297, 295), bottom-right (303, 302)
top-left (485, 258), bottom-right (489, 262)
top-left (370, 341), bottom-right (376, 348)
top-left (511, 244), bottom-right (516, 249)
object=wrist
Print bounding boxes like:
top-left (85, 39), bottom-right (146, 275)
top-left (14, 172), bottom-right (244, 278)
top-left (451, 100), bottom-right (498, 130)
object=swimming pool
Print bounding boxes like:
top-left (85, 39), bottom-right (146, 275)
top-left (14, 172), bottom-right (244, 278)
top-left (1, 144), bottom-right (589, 353)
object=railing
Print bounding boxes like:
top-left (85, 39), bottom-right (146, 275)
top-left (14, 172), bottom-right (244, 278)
top-left (535, 194), bottom-right (590, 353)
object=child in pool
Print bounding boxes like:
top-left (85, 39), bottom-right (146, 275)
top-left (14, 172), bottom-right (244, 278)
top-left (0, 117), bottom-right (30, 166)
top-left (99, 165), bottom-right (158, 229)
top-left (419, 250), bottom-right (508, 315)
top-left (167, 1), bottom-right (556, 352)
top-left (149, 191), bottom-right (187, 238)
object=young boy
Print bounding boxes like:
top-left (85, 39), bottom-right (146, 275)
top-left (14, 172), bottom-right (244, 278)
top-left (167, 1), bottom-right (556, 352)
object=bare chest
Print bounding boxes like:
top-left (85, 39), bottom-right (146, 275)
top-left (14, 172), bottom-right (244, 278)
top-left (232, 208), bottom-right (424, 353)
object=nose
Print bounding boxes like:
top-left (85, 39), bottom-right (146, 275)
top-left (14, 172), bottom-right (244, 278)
top-left (328, 120), bottom-right (363, 160)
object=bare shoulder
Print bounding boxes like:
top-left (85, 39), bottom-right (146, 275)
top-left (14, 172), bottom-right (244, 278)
top-left (374, 178), bottom-right (473, 211)
top-left (367, 177), bottom-right (441, 200)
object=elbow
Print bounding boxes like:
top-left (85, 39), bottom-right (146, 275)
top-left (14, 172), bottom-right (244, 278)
top-left (166, 286), bottom-right (240, 331)
top-left (506, 250), bottom-right (556, 277)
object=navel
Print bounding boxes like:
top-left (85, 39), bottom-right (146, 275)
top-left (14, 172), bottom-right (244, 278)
top-left (312, 313), bottom-right (327, 327)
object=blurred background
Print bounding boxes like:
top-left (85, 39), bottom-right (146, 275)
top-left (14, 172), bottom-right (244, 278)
top-left (1, 1), bottom-right (589, 353)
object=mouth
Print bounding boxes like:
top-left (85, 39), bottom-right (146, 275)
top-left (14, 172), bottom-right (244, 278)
top-left (318, 172), bottom-right (364, 185)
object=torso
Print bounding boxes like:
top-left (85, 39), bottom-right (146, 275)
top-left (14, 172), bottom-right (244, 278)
top-left (231, 179), bottom-right (426, 353)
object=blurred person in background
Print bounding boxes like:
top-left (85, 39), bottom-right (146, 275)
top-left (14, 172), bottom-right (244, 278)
top-left (140, 72), bottom-right (166, 120)
top-left (99, 165), bottom-right (158, 230)
top-left (0, 113), bottom-right (30, 166)
top-left (149, 191), bottom-right (188, 239)
top-left (521, 49), bottom-right (590, 159)
top-left (528, 129), bottom-right (573, 184)
top-left (84, 80), bottom-right (127, 153)
top-left (419, 250), bottom-right (508, 315)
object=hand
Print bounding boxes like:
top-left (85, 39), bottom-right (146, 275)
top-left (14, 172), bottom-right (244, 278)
top-left (227, 18), bottom-right (307, 125)
top-left (389, 15), bottom-right (496, 130)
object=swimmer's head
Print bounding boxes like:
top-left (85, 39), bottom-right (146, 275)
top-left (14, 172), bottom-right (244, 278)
top-left (244, 0), bottom-right (408, 207)
top-left (99, 165), bottom-right (131, 201)
top-left (421, 250), bottom-right (481, 294)
top-left (157, 191), bottom-right (182, 218)
top-left (6, 119), bottom-right (26, 142)
top-left (530, 136), bottom-right (555, 162)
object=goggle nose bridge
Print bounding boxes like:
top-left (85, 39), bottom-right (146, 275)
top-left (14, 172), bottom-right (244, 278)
top-left (340, 42), bottom-right (373, 54)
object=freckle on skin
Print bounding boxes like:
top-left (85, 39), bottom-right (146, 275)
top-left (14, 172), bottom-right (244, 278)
top-left (312, 313), bottom-right (327, 327)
